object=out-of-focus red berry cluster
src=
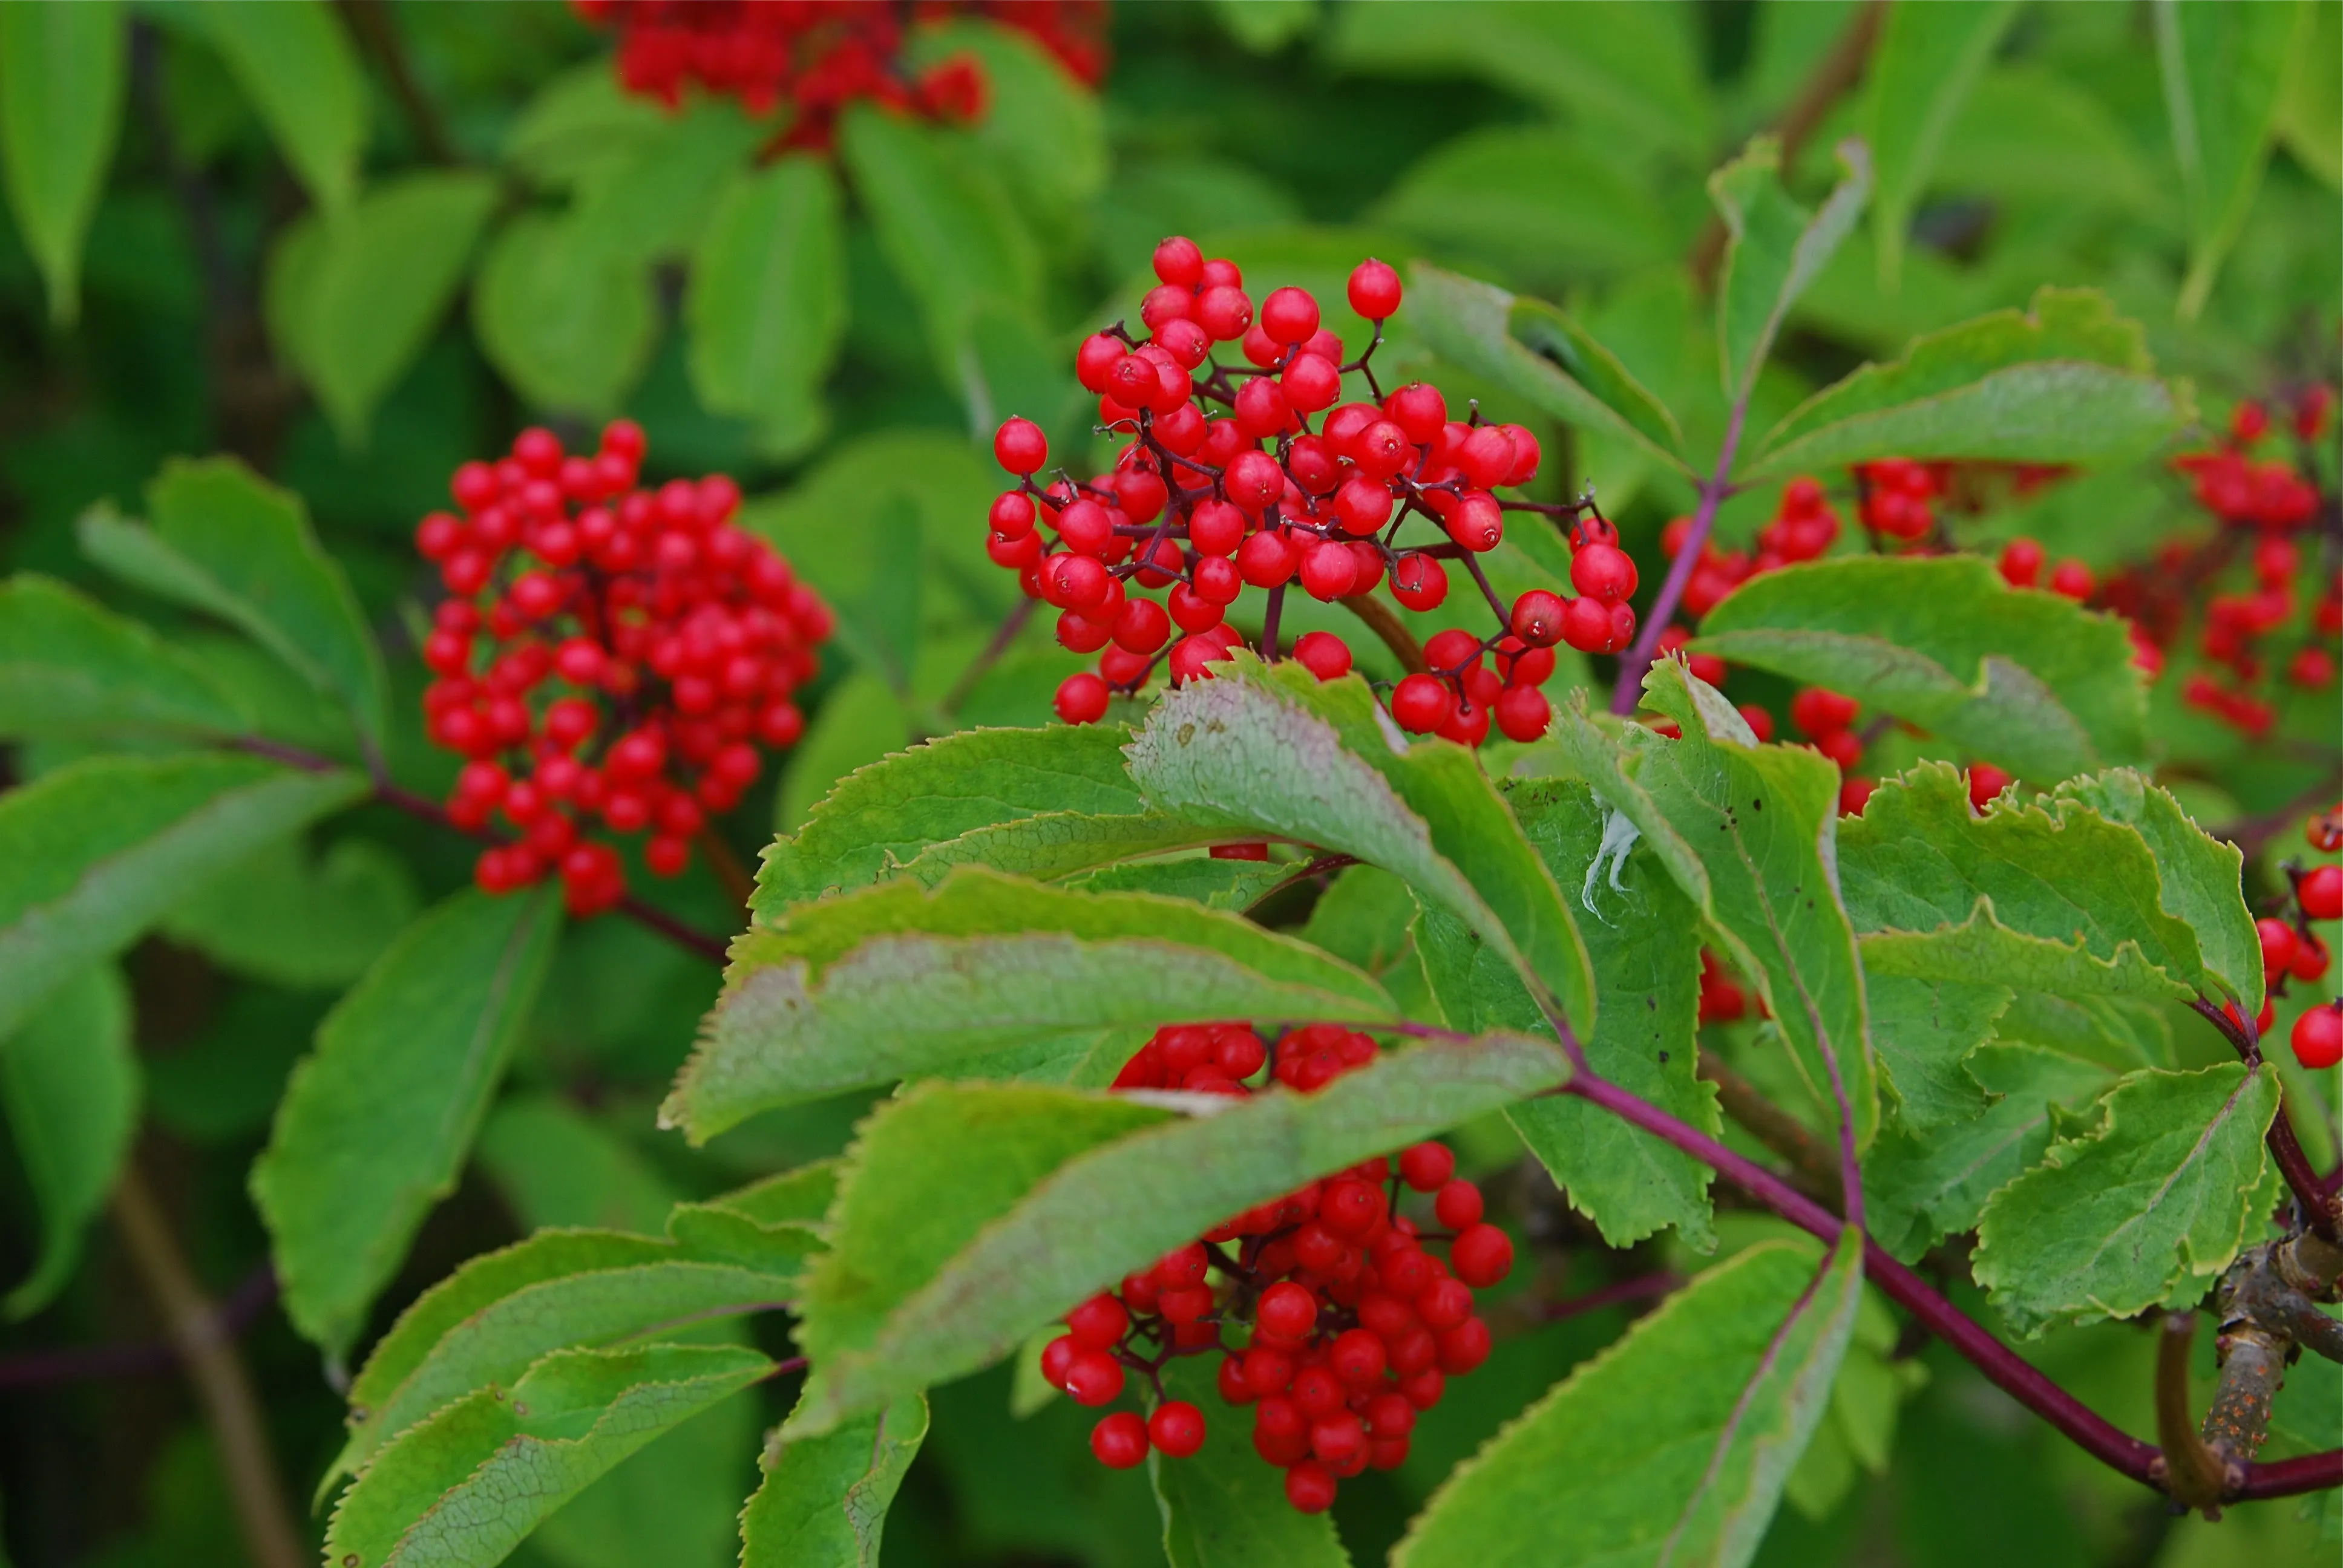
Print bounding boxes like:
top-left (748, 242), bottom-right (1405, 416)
top-left (1047, 1022), bottom-right (1512, 1512)
top-left (988, 238), bottom-right (1645, 748)
top-left (416, 423), bottom-right (832, 915)
top-left (571, 0), bottom-right (1107, 147)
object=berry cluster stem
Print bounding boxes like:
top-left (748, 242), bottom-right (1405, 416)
top-left (2191, 998), bottom-right (2341, 1241)
top-left (1612, 399), bottom-right (1749, 713)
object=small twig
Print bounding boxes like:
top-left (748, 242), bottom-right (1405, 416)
top-left (2153, 1312), bottom-right (2229, 1514)
top-left (111, 1166), bottom-right (306, 1568)
top-left (1338, 593), bottom-right (1427, 674)
top-left (942, 597), bottom-right (1037, 716)
top-left (1697, 1047), bottom-right (1843, 1210)
top-left (0, 1263), bottom-right (276, 1390)
top-left (697, 827), bottom-right (758, 911)
top-left (332, 0), bottom-right (463, 165)
top-left (1538, 1271), bottom-right (1680, 1322)
top-left (2207, 769), bottom-right (2343, 860)
top-left (1613, 399), bottom-right (1749, 714)
top-left (2191, 998), bottom-right (2339, 1240)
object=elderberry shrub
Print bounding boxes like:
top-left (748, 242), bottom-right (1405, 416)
top-left (1039, 1022), bottom-right (1513, 1514)
top-left (571, 0), bottom-right (1108, 149)
top-left (987, 240), bottom-right (1642, 748)
top-left (416, 422), bottom-right (833, 916)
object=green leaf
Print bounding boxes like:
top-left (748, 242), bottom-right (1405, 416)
top-left (1395, 1235), bottom-right (1863, 1568)
top-left (323, 1343), bottom-right (770, 1568)
top-left (687, 155), bottom-right (847, 462)
top-left (1691, 555), bottom-right (2149, 780)
top-left (0, 753), bottom-right (364, 1040)
top-left (837, 103), bottom-right (1038, 384)
top-left (500, 60), bottom-right (666, 190)
top-left (1205, 0), bottom-right (1318, 53)
top-left (197, 0), bottom-right (366, 220)
top-left (1741, 287), bottom-right (2191, 479)
top-left (775, 670), bottom-right (916, 835)
top-left (1624, 662), bottom-right (1879, 1149)
top-left (0, 573), bottom-right (249, 740)
top-left (911, 21), bottom-right (1107, 219)
top-left (1374, 128), bottom-right (1678, 287)
top-left (471, 209), bottom-right (658, 417)
top-left (2275, 0), bottom-right (2342, 188)
top-left (791, 1034), bottom-right (1567, 1435)
top-left (893, 811), bottom-right (1251, 891)
top-left (1061, 855), bottom-right (1296, 912)
top-left (1972, 1062), bottom-right (2279, 1334)
top-left (1, 964), bottom-right (136, 1318)
top-left (666, 1162), bottom-right (839, 1272)
top-left (1150, 1354), bottom-right (1350, 1568)
top-left (1126, 656), bottom-right (1594, 1034)
top-left (1861, 973), bottom-right (2005, 1134)
top-left (476, 1093), bottom-right (679, 1235)
top-left (1858, 902), bottom-right (2195, 1004)
top-left (1864, 0), bottom-right (2020, 289)
top-left (0, 0), bottom-right (123, 324)
top-left (80, 457), bottom-right (390, 746)
top-left (666, 867), bottom-right (1394, 1140)
top-left (263, 171), bottom-right (501, 445)
top-left (1420, 780), bottom-right (1722, 1250)
top-left (1864, 1044), bottom-right (2114, 1263)
top-left (1838, 763), bottom-right (2219, 1002)
top-left (755, 724), bottom-right (1145, 913)
top-left (1937, 65), bottom-right (2164, 217)
top-left (1710, 136), bottom-right (1872, 404)
top-left (1405, 262), bottom-right (1693, 475)
top-left (741, 1391), bottom-right (929, 1567)
top-left (2157, 0), bottom-right (2309, 319)
top-left (568, 97), bottom-right (764, 267)
top-left (2052, 771), bottom-right (2262, 1010)
top-left (253, 889), bottom-right (562, 1359)
top-left (160, 834), bottom-right (419, 990)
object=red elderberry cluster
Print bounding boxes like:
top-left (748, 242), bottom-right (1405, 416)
top-left (1043, 1022), bottom-right (1513, 1512)
top-left (988, 238), bottom-right (1637, 746)
top-left (2256, 818), bottom-right (2343, 1070)
top-left (572, 0), bottom-right (1106, 146)
top-left (416, 422), bottom-right (832, 915)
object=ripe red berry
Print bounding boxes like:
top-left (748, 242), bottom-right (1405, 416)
top-left (1570, 543), bottom-right (1638, 604)
top-left (1260, 286), bottom-right (1321, 345)
top-left (1293, 630), bottom-right (1353, 681)
top-left (1062, 1347), bottom-right (1126, 1406)
top-left (1055, 673), bottom-right (1112, 725)
top-left (1153, 235), bottom-right (1204, 288)
top-left (1435, 1316), bottom-right (1493, 1374)
top-left (994, 417), bottom-right (1048, 475)
top-left (2293, 932), bottom-right (2330, 983)
top-left (1150, 1400), bottom-right (1208, 1459)
top-left (2258, 918), bottom-right (2302, 976)
top-left (1348, 258), bottom-right (1402, 321)
top-left (1285, 1460), bottom-right (1338, 1514)
top-left (1067, 1293), bottom-right (1129, 1350)
top-left (1256, 1281), bottom-right (1318, 1342)
top-left (1789, 687), bottom-right (1860, 736)
top-left (1398, 1142), bottom-right (1455, 1192)
top-left (2047, 559), bottom-right (2095, 601)
top-left (2293, 1003), bottom-right (2343, 1070)
top-left (1090, 1411), bottom-right (1150, 1469)
top-left (1967, 763), bottom-right (2013, 811)
top-left (1510, 589), bottom-right (1566, 647)
top-left (1434, 1180), bottom-right (1484, 1230)
top-left (2305, 865), bottom-right (2343, 921)
top-left (1494, 684), bottom-right (1550, 742)
top-left (1330, 1328), bottom-right (1388, 1386)
top-left (1559, 593), bottom-right (1615, 654)
top-left (1449, 1223), bottom-right (1515, 1288)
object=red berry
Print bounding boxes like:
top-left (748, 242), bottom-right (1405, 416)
top-left (2047, 559), bottom-right (2095, 601)
top-left (1153, 235), bottom-right (1204, 289)
top-left (1449, 1223), bottom-right (1514, 1288)
top-left (1510, 589), bottom-right (1565, 647)
top-left (1293, 631), bottom-right (1353, 681)
top-left (1056, 673), bottom-right (1112, 725)
top-left (1285, 1460), bottom-right (1338, 1514)
top-left (2259, 918), bottom-right (2302, 976)
top-left (1398, 1142), bottom-right (1455, 1192)
top-left (1494, 684), bottom-right (1550, 742)
top-left (1435, 1316), bottom-right (1492, 1374)
top-left (1260, 286), bottom-right (1321, 345)
top-left (1967, 763), bottom-right (2013, 811)
top-left (1067, 1293), bottom-right (1129, 1350)
top-left (994, 417), bottom-right (1049, 475)
top-left (1559, 593), bottom-right (1616, 654)
top-left (1256, 1281), bottom-right (1317, 1342)
top-left (1063, 1347), bottom-right (1125, 1406)
top-left (1329, 1328), bottom-right (1388, 1386)
top-left (2293, 933), bottom-right (2330, 983)
top-left (1570, 543), bottom-right (1638, 604)
top-left (1789, 687), bottom-right (1859, 736)
top-left (1090, 1411), bottom-right (1150, 1469)
top-left (2292, 1003), bottom-right (2342, 1070)
top-left (1150, 1400), bottom-right (1207, 1459)
top-left (1348, 258), bottom-right (1402, 320)
top-left (1433, 1180), bottom-right (1483, 1230)
top-left (2304, 865), bottom-right (2343, 922)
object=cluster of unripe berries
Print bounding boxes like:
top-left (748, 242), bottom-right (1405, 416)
top-left (415, 423), bottom-right (831, 914)
top-left (1042, 1022), bottom-right (1512, 1512)
top-left (572, 0), bottom-right (1106, 146)
top-left (2262, 834), bottom-right (2343, 1070)
top-left (989, 238), bottom-right (1642, 747)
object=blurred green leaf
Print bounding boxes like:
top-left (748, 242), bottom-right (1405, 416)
top-left (913, 21), bottom-right (1106, 220)
top-left (570, 97), bottom-right (764, 267)
top-left (1973, 1062), bottom-right (2278, 1334)
top-left (264, 171), bottom-right (501, 445)
top-left (324, 1343), bottom-right (771, 1567)
top-left (82, 457), bottom-right (390, 743)
top-left (1150, 1354), bottom-right (1349, 1567)
top-left (160, 833), bottom-right (419, 990)
top-left (0, 962), bottom-right (136, 1318)
top-left (1394, 1237), bottom-right (1861, 1568)
top-left (477, 1091), bottom-right (679, 1235)
top-left (0, 573), bottom-right (250, 741)
top-left (254, 887), bottom-right (562, 1359)
top-left (687, 155), bottom-right (847, 462)
top-left (2275, 0), bottom-right (2341, 187)
top-left (666, 867), bottom-right (1394, 1140)
top-left (502, 60), bottom-right (667, 191)
top-left (1864, 0), bottom-right (2020, 289)
top-left (1691, 555), bottom-right (2150, 780)
top-left (1375, 128), bottom-right (1678, 288)
top-left (742, 1391), bottom-right (929, 1567)
top-left (1711, 136), bottom-right (1872, 406)
top-left (473, 208), bottom-right (658, 417)
top-left (2156, 0), bottom-right (2309, 318)
top-left (1936, 65), bottom-right (2164, 218)
top-left (197, 0), bottom-right (367, 220)
top-left (0, 0), bottom-right (123, 324)
top-left (0, 753), bottom-right (364, 1040)
top-left (774, 671), bottom-right (917, 837)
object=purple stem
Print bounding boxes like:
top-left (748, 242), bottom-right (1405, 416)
top-left (2190, 998), bottom-right (2338, 1240)
top-left (1541, 1271), bottom-right (1681, 1322)
top-left (1611, 400), bottom-right (1749, 714)
top-left (0, 1264), bottom-right (277, 1391)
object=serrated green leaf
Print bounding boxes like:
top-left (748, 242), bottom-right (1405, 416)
top-left (669, 868), bottom-right (1394, 1140)
top-left (472, 209), bottom-right (657, 417)
top-left (0, 573), bottom-right (249, 740)
top-left (2158, 0), bottom-right (2309, 318)
top-left (792, 1034), bottom-right (1567, 1434)
top-left (568, 96), bottom-right (763, 267)
top-left (1150, 1354), bottom-right (1351, 1568)
top-left (1, 963), bottom-right (136, 1318)
top-left (160, 834), bottom-right (419, 990)
top-left (0, 753), bottom-right (365, 1040)
top-left (1742, 287), bottom-right (2189, 478)
top-left (1420, 780), bottom-right (1721, 1249)
top-left (1995, 990), bottom-right (2173, 1073)
top-left (324, 1343), bottom-right (770, 1568)
top-left (1864, 1044), bottom-right (2114, 1263)
top-left (80, 458), bottom-right (389, 745)
top-left (1624, 662), bottom-right (1879, 1151)
top-left (755, 724), bottom-right (1147, 912)
top-left (1395, 1235), bottom-right (1862, 1568)
top-left (1838, 763), bottom-right (2217, 1003)
top-left (1061, 855), bottom-right (1295, 912)
top-left (1711, 136), bottom-right (1871, 403)
top-left (893, 812), bottom-right (1249, 889)
top-left (1863, 973), bottom-right (2007, 1134)
top-left (2053, 771), bottom-right (2261, 1010)
top-left (1126, 656), bottom-right (1593, 1034)
top-left (1405, 263), bottom-right (1693, 475)
top-left (254, 889), bottom-right (562, 1359)
top-left (741, 1391), bottom-right (929, 1567)
top-left (197, 0), bottom-right (365, 220)
top-left (264, 171), bottom-right (500, 444)
top-left (1858, 899), bottom-right (2195, 1005)
top-left (477, 1094), bottom-right (678, 1236)
top-left (687, 155), bottom-right (845, 461)
top-left (1695, 555), bottom-right (2147, 785)
top-left (1864, 0), bottom-right (2020, 289)
top-left (665, 1163), bottom-right (836, 1273)
top-left (1973, 1062), bottom-right (2279, 1334)
top-left (0, 0), bottom-right (122, 324)
top-left (911, 21), bottom-right (1106, 218)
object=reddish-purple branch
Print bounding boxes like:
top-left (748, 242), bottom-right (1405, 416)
top-left (1611, 400), bottom-right (1749, 713)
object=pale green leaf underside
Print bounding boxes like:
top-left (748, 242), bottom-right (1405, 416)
top-left (2053, 771), bottom-right (2261, 1010)
top-left (741, 1391), bottom-right (929, 1567)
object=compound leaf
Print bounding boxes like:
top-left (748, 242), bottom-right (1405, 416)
top-left (0, 574), bottom-right (249, 740)
top-left (0, 963), bottom-right (136, 1318)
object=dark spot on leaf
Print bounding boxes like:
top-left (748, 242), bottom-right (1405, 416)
top-left (1176, 723), bottom-right (1195, 745)
top-left (1657, 1051), bottom-right (1670, 1063)
top-left (1752, 799), bottom-right (1763, 810)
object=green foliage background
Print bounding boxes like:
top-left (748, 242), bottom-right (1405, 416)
top-left (0, 2), bottom-right (2335, 1566)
